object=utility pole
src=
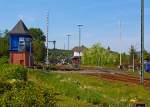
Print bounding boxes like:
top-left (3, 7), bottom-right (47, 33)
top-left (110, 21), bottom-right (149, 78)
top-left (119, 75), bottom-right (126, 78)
top-left (140, 0), bottom-right (144, 85)
top-left (29, 40), bottom-right (32, 67)
top-left (77, 25), bottom-right (83, 56)
top-left (119, 20), bottom-right (122, 67)
top-left (77, 25), bottom-right (83, 67)
top-left (133, 46), bottom-right (135, 72)
top-left (46, 12), bottom-right (49, 64)
top-left (64, 43), bottom-right (66, 50)
top-left (66, 35), bottom-right (71, 50)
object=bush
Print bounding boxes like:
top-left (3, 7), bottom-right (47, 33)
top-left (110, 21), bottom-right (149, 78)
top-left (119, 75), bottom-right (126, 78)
top-left (0, 81), bottom-right (57, 107)
top-left (0, 56), bottom-right (8, 65)
top-left (0, 81), bottom-right (12, 95)
top-left (0, 65), bottom-right (27, 81)
top-left (0, 65), bottom-right (58, 107)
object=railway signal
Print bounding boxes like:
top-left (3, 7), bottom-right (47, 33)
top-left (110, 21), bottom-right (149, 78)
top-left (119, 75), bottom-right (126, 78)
top-left (48, 41), bottom-right (56, 50)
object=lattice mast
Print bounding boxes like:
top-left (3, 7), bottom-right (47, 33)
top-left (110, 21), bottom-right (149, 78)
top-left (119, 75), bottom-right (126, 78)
top-left (46, 12), bottom-right (49, 64)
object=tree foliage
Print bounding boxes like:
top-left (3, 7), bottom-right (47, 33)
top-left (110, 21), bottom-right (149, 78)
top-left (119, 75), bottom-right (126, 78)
top-left (82, 43), bottom-right (120, 67)
top-left (0, 30), bottom-right (9, 56)
top-left (29, 28), bottom-right (45, 41)
top-left (48, 49), bottom-right (73, 64)
top-left (144, 50), bottom-right (150, 61)
top-left (129, 45), bottom-right (139, 64)
top-left (29, 28), bottom-right (46, 63)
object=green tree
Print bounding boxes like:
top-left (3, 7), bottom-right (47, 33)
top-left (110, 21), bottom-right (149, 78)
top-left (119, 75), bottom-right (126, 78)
top-left (107, 46), bottom-right (111, 51)
top-left (144, 50), bottom-right (150, 61)
top-left (129, 45), bottom-right (138, 64)
top-left (29, 28), bottom-right (45, 41)
top-left (82, 43), bottom-right (120, 67)
top-left (122, 52), bottom-right (129, 64)
top-left (3, 29), bottom-right (9, 39)
top-left (32, 40), bottom-right (46, 63)
top-left (0, 30), bottom-right (9, 56)
top-left (29, 28), bottom-right (46, 63)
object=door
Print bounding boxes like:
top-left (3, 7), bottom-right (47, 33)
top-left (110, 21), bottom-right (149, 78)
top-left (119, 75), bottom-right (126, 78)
top-left (20, 60), bottom-right (24, 66)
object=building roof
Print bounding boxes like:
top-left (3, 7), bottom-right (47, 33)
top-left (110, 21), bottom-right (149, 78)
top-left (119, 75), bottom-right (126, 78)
top-left (9, 20), bottom-right (30, 36)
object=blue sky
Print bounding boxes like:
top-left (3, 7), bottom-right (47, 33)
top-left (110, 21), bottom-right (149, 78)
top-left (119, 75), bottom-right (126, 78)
top-left (0, 0), bottom-right (150, 52)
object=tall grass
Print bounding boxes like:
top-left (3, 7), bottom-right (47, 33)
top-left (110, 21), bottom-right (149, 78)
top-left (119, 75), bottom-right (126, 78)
top-left (28, 70), bottom-right (150, 107)
top-left (1, 65), bottom-right (150, 107)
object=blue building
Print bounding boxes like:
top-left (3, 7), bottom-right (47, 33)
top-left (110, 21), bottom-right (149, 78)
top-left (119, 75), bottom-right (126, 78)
top-left (9, 20), bottom-right (33, 67)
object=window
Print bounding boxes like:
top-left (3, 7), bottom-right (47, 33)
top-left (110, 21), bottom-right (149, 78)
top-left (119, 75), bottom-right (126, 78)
top-left (19, 37), bottom-right (25, 51)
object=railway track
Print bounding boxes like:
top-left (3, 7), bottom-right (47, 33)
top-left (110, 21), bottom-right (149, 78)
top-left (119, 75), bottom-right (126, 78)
top-left (83, 68), bottom-right (150, 87)
top-left (87, 72), bottom-right (150, 87)
top-left (52, 65), bottom-right (150, 87)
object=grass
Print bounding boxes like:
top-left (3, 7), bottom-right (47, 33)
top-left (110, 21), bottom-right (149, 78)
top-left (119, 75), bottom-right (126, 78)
top-left (126, 70), bottom-right (150, 78)
top-left (1, 64), bottom-right (150, 107)
top-left (28, 70), bottom-right (150, 107)
top-left (28, 71), bottom-right (95, 107)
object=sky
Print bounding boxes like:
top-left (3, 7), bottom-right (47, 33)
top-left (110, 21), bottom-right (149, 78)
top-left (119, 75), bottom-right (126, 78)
top-left (0, 0), bottom-right (150, 53)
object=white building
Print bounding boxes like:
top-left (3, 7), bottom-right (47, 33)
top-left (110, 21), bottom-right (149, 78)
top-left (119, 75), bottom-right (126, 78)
top-left (72, 46), bottom-right (86, 57)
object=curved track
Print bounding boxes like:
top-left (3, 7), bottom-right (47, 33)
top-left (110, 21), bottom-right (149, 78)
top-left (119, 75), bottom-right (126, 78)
top-left (54, 65), bottom-right (150, 87)
top-left (86, 71), bottom-right (150, 87)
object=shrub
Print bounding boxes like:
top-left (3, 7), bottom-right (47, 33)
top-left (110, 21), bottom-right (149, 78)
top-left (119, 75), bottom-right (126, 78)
top-left (0, 81), bottom-right (57, 107)
top-left (0, 81), bottom-right (12, 95)
top-left (0, 65), bottom-right (27, 81)
top-left (0, 65), bottom-right (58, 107)
top-left (0, 56), bottom-right (8, 65)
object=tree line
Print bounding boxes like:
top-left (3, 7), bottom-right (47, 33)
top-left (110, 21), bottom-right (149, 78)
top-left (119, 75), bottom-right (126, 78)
top-left (81, 43), bottom-right (150, 67)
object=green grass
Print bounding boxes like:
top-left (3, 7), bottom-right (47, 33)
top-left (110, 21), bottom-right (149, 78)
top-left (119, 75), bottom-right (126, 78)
top-left (1, 64), bottom-right (150, 107)
top-left (28, 70), bottom-right (150, 107)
